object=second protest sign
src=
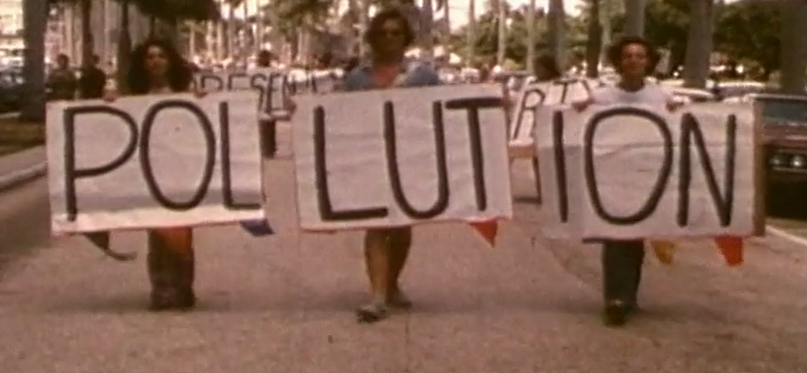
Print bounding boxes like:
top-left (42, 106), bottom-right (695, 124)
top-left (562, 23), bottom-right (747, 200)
top-left (293, 84), bottom-right (513, 230)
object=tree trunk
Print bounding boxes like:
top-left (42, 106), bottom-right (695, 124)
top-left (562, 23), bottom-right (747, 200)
top-left (496, 0), bottom-right (506, 66)
top-left (623, 0), bottom-right (644, 37)
top-left (466, 0), bottom-right (475, 66)
top-left (80, 0), bottom-right (94, 67)
top-left (780, 0), bottom-right (807, 94)
top-left (548, 0), bottom-right (565, 66)
top-left (682, 0), bottom-right (713, 88)
top-left (526, 0), bottom-right (536, 72)
top-left (421, 0), bottom-right (434, 61)
top-left (20, 0), bottom-right (47, 122)
top-left (117, 0), bottom-right (131, 94)
top-left (228, 4), bottom-right (236, 60)
top-left (585, 0), bottom-right (602, 78)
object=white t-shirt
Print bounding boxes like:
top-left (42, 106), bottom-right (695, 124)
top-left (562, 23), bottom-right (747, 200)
top-left (590, 84), bottom-right (672, 105)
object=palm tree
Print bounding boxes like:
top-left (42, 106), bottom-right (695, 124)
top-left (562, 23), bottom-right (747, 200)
top-left (585, 0), bottom-right (601, 78)
top-left (466, 0), bottom-right (475, 66)
top-left (21, 0), bottom-right (48, 122)
top-left (525, 0), bottom-right (535, 71)
top-left (623, 0), bottom-right (644, 37)
top-left (779, 0), bottom-right (807, 93)
top-left (548, 0), bottom-right (565, 65)
top-left (682, 0), bottom-right (714, 88)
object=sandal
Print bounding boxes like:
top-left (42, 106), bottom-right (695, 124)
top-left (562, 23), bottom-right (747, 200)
top-left (355, 303), bottom-right (388, 323)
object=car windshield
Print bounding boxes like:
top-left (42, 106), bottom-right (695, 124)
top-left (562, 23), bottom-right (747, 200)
top-left (760, 98), bottom-right (807, 124)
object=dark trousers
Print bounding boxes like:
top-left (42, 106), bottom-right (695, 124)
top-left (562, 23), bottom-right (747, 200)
top-left (260, 119), bottom-right (277, 158)
top-left (602, 239), bottom-right (645, 305)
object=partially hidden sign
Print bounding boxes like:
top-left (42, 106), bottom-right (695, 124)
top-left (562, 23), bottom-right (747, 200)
top-left (292, 84), bottom-right (513, 230)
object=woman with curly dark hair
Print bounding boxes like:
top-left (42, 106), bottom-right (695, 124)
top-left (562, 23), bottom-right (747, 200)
top-left (105, 37), bottom-right (204, 311)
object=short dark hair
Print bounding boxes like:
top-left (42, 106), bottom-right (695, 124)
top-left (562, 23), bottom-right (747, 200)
top-left (533, 54), bottom-right (562, 79)
top-left (606, 36), bottom-right (661, 74)
top-left (363, 8), bottom-right (415, 49)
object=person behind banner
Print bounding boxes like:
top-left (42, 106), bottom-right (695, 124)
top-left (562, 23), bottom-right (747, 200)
top-left (289, 8), bottom-right (440, 323)
top-left (47, 54), bottom-right (78, 101)
top-left (103, 38), bottom-right (206, 311)
top-left (529, 54), bottom-right (563, 201)
top-left (257, 50), bottom-right (279, 158)
top-left (573, 36), bottom-right (682, 327)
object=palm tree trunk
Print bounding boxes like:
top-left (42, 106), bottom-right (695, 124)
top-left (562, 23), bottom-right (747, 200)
top-left (228, 4), bottom-right (236, 60)
top-left (117, 0), bottom-right (131, 93)
top-left (80, 0), bottom-right (94, 67)
top-left (526, 0), bottom-right (535, 71)
top-left (780, 0), bottom-right (807, 93)
top-left (547, 0), bottom-right (565, 65)
top-left (585, 0), bottom-right (602, 78)
top-left (20, 0), bottom-right (47, 122)
top-left (623, 0), bottom-right (644, 37)
top-left (466, 0), bottom-right (475, 66)
top-left (358, 0), bottom-right (369, 57)
top-left (496, 0), bottom-right (506, 66)
top-left (682, 0), bottom-right (713, 88)
top-left (421, 0), bottom-right (435, 61)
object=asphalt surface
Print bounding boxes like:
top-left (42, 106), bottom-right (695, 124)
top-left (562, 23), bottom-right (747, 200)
top-left (1, 123), bottom-right (807, 372)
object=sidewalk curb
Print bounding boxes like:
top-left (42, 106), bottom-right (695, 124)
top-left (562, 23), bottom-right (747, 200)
top-left (0, 162), bottom-right (47, 193)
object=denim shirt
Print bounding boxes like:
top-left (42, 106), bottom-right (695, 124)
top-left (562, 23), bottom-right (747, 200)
top-left (342, 59), bottom-right (441, 91)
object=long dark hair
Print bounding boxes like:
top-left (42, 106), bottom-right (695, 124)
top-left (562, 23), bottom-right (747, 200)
top-left (127, 38), bottom-right (192, 94)
top-left (606, 36), bottom-right (661, 75)
top-left (363, 8), bottom-right (416, 50)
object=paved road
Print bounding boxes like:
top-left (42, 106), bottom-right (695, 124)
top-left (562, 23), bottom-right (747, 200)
top-left (2, 124), bottom-right (807, 372)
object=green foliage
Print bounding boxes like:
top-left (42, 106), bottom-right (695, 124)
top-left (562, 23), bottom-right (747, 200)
top-left (714, 0), bottom-right (781, 75)
top-left (134, 0), bottom-right (221, 21)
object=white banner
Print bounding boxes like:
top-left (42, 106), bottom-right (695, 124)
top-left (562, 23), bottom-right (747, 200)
top-left (46, 92), bottom-right (265, 233)
top-left (293, 84), bottom-right (513, 231)
top-left (535, 103), bottom-right (763, 240)
top-left (508, 79), bottom-right (592, 157)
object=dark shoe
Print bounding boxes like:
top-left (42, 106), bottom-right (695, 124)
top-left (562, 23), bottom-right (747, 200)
top-left (356, 303), bottom-right (388, 323)
top-left (602, 300), bottom-right (629, 327)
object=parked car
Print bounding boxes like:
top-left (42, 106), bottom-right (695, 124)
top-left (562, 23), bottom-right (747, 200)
top-left (753, 93), bottom-right (807, 212)
top-left (0, 67), bottom-right (23, 112)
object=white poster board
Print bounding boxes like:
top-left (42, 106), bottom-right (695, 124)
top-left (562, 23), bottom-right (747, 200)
top-left (292, 84), bottom-right (513, 231)
top-left (508, 79), bottom-right (592, 158)
top-left (46, 92), bottom-right (265, 233)
top-left (534, 103), bottom-right (763, 240)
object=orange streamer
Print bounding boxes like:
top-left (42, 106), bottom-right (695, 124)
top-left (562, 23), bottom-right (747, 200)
top-left (714, 235), bottom-right (743, 266)
top-left (470, 220), bottom-right (499, 247)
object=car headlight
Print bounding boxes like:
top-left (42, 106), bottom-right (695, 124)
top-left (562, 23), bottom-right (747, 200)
top-left (770, 153), bottom-right (786, 167)
top-left (792, 155), bottom-right (805, 168)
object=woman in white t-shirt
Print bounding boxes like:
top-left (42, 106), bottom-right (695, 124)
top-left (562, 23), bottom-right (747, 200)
top-left (575, 36), bottom-right (682, 327)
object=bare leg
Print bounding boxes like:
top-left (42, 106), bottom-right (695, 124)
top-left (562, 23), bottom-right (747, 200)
top-left (387, 227), bottom-right (413, 308)
top-left (357, 229), bottom-right (392, 322)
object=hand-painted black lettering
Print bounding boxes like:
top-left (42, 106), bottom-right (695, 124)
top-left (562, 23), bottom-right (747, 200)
top-left (200, 75), bottom-right (223, 91)
top-left (139, 100), bottom-right (216, 210)
top-left (313, 106), bottom-right (389, 220)
top-left (384, 101), bottom-right (450, 219)
top-left (226, 73), bottom-right (249, 90)
top-left (445, 96), bottom-right (502, 210)
top-left (677, 112), bottom-right (736, 227)
top-left (584, 107), bottom-right (673, 224)
top-left (554, 80), bottom-right (571, 103)
top-left (63, 105), bottom-right (138, 221)
top-left (551, 110), bottom-right (569, 222)
top-left (510, 87), bottom-right (546, 140)
top-left (218, 102), bottom-right (261, 210)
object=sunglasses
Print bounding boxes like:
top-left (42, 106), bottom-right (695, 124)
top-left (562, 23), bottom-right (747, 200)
top-left (379, 28), bottom-right (404, 37)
